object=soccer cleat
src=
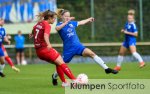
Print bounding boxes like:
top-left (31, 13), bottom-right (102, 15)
top-left (114, 66), bottom-right (121, 71)
top-left (140, 62), bottom-right (145, 68)
top-left (0, 72), bottom-right (5, 77)
top-left (12, 66), bottom-right (20, 72)
top-left (62, 82), bottom-right (70, 87)
top-left (52, 74), bottom-right (58, 86)
top-left (105, 68), bottom-right (118, 74)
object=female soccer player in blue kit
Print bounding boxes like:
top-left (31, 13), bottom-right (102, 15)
top-left (52, 9), bottom-right (118, 86)
top-left (114, 9), bottom-right (145, 71)
top-left (0, 18), bottom-right (11, 77)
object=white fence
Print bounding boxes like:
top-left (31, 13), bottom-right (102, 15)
top-left (4, 42), bottom-right (150, 63)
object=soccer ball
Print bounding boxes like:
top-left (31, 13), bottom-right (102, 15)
top-left (77, 73), bottom-right (88, 84)
top-left (22, 60), bottom-right (27, 65)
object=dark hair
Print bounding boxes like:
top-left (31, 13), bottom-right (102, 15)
top-left (57, 9), bottom-right (69, 18)
top-left (37, 10), bottom-right (57, 21)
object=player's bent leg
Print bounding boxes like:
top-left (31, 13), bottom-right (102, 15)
top-left (82, 48), bottom-right (96, 57)
top-left (82, 48), bottom-right (118, 74)
top-left (56, 65), bottom-right (66, 82)
top-left (53, 56), bottom-right (76, 86)
top-left (52, 52), bottom-right (74, 86)
top-left (114, 46), bottom-right (127, 71)
top-left (82, 48), bottom-right (108, 69)
top-left (130, 46), bottom-right (145, 68)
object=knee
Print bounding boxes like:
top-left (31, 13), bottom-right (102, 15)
top-left (88, 51), bottom-right (96, 58)
top-left (83, 48), bottom-right (96, 57)
top-left (119, 52), bottom-right (125, 56)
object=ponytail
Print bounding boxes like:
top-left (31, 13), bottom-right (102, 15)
top-left (37, 10), bottom-right (57, 21)
top-left (56, 9), bottom-right (69, 18)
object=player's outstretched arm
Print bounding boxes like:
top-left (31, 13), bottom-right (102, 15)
top-left (78, 17), bottom-right (94, 26)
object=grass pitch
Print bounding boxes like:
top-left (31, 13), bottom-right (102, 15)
top-left (0, 63), bottom-right (149, 94)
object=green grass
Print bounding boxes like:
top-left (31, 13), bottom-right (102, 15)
top-left (0, 63), bottom-right (149, 94)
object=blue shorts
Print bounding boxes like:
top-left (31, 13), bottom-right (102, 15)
top-left (122, 40), bottom-right (136, 48)
top-left (63, 44), bottom-right (86, 63)
top-left (0, 47), bottom-right (4, 57)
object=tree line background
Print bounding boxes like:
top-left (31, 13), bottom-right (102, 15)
top-left (48, 0), bottom-right (150, 43)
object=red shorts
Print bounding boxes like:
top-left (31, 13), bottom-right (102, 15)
top-left (36, 47), bottom-right (60, 62)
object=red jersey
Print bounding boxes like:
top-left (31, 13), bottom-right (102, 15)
top-left (33, 20), bottom-right (51, 49)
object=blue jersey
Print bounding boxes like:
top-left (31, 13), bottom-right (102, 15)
top-left (124, 22), bottom-right (137, 42)
top-left (14, 35), bottom-right (25, 49)
top-left (0, 26), bottom-right (6, 47)
top-left (57, 21), bottom-right (81, 50)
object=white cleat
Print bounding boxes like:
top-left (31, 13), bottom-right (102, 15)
top-left (62, 82), bottom-right (70, 87)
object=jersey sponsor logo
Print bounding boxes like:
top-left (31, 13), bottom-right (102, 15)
top-left (128, 25), bottom-right (131, 29)
top-left (67, 28), bottom-right (73, 33)
top-left (69, 24), bottom-right (74, 28)
top-left (36, 25), bottom-right (42, 29)
top-left (67, 25), bottom-right (75, 37)
top-left (67, 32), bottom-right (75, 37)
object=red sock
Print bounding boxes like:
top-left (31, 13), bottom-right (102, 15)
top-left (60, 63), bottom-right (76, 80)
top-left (5, 56), bottom-right (14, 67)
top-left (56, 65), bottom-right (66, 82)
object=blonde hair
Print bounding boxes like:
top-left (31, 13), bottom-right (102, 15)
top-left (56, 9), bottom-right (69, 18)
top-left (128, 9), bottom-right (135, 15)
top-left (37, 10), bottom-right (57, 21)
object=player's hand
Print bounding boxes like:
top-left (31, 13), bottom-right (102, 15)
top-left (69, 17), bottom-right (75, 20)
top-left (47, 44), bottom-right (52, 50)
top-left (121, 29), bottom-right (125, 33)
top-left (29, 33), bottom-right (33, 39)
top-left (6, 34), bottom-right (11, 39)
top-left (7, 40), bottom-right (11, 45)
top-left (89, 17), bottom-right (94, 22)
top-left (124, 31), bottom-right (128, 34)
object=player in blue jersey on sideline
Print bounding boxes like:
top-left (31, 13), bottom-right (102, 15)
top-left (52, 9), bottom-right (118, 86)
top-left (114, 9), bottom-right (145, 71)
top-left (0, 18), bottom-right (11, 77)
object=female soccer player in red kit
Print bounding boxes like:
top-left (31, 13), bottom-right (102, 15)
top-left (30, 10), bottom-right (76, 86)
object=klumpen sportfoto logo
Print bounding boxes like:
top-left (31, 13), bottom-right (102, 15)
top-left (70, 82), bottom-right (145, 91)
top-left (65, 79), bottom-right (150, 94)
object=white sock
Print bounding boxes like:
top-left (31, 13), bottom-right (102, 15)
top-left (117, 55), bottom-right (124, 67)
top-left (0, 64), bottom-right (5, 72)
top-left (132, 52), bottom-right (143, 63)
top-left (93, 55), bottom-right (108, 69)
top-left (53, 71), bottom-right (58, 79)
